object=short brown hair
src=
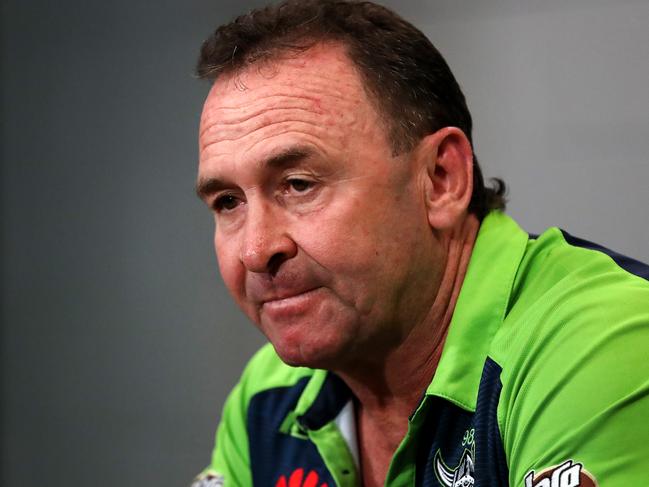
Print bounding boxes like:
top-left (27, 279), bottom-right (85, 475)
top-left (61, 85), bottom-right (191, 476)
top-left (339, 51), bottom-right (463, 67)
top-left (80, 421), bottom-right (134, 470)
top-left (196, 0), bottom-right (506, 219)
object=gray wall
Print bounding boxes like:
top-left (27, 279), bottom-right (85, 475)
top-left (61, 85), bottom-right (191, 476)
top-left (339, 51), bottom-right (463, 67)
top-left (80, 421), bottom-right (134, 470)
top-left (403, 0), bottom-right (649, 257)
top-left (1, 1), bottom-right (647, 486)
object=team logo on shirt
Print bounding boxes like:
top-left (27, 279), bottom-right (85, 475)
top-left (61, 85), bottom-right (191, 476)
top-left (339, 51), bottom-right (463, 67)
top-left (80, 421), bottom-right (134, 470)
top-left (524, 460), bottom-right (598, 487)
top-left (434, 428), bottom-right (475, 487)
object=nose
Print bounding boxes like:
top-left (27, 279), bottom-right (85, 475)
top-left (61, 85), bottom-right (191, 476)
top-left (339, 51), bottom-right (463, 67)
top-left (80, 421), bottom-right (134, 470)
top-left (240, 201), bottom-right (297, 275)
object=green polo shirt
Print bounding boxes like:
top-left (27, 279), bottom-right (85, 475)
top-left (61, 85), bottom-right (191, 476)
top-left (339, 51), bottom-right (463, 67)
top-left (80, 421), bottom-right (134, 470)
top-left (194, 212), bottom-right (649, 486)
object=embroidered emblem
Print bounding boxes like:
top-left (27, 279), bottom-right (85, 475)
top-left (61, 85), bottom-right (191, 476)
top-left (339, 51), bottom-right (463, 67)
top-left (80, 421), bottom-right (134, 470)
top-left (524, 460), bottom-right (598, 487)
top-left (190, 472), bottom-right (224, 487)
top-left (275, 468), bottom-right (328, 487)
top-left (434, 428), bottom-right (475, 487)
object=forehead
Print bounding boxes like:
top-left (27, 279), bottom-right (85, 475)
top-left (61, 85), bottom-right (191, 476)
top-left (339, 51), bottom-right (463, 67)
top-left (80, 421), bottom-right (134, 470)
top-left (198, 42), bottom-right (388, 165)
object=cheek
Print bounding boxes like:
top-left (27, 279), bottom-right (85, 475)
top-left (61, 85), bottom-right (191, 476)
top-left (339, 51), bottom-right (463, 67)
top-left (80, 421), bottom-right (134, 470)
top-left (295, 216), bottom-right (364, 266)
top-left (292, 205), bottom-right (388, 293)
top-left (215, 239), bottom-right (264, 328)
top-left (215, 235), bottom-right (244, 299)
top-left (301, 187), bottom-right (425, 281)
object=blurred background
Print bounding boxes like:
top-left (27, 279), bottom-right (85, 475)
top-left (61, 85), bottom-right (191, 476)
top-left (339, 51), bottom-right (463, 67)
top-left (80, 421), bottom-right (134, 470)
top-left (1, 0), bottom-right (648, 485)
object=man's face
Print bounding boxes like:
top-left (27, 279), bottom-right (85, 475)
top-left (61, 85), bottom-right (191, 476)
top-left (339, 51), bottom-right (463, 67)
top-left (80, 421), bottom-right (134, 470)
top-left (197, 43), bottom-right (444, 369)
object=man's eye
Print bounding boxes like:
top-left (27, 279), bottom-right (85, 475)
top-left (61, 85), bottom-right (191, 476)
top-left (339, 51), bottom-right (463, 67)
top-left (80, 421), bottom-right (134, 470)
top-left (287, 178), bottom-right (313, 193)
top-left (213, 194), bottom-right (240, 212)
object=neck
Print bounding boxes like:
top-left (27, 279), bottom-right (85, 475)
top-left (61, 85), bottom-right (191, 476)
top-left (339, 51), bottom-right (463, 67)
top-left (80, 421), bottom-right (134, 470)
top-left (336, 214), bottom-right (480, 486)
top-left (337, 213), bottom-right (480, 423)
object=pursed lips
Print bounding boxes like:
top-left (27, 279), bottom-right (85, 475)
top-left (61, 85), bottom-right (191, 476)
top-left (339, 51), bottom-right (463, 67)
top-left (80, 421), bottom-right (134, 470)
top-left (246, 274), bottom-right (322, 305)
top-left (252, 287), bottom-right (325, 322)
top-left (260, 287), bottom-right (321, 307)
top-left (245, 265), bottom-right (329, 316)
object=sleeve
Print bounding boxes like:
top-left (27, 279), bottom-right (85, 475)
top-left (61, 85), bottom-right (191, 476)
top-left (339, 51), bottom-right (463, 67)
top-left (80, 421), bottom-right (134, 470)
top-left (191, 343), bottom-right (307, 487)
top-left (191, 379), bottom-right (252, 487)
top-left (501, 285), bottom-right (649, 486)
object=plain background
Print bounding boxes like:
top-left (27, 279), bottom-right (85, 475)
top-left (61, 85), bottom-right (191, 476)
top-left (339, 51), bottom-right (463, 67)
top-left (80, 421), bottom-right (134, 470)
top-left (1, 0), bottom-right (647, 485)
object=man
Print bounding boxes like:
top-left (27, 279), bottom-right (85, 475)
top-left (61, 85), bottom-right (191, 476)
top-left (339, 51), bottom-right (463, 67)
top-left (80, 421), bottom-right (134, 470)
top-left (192, 1), bottom-right (649, 485)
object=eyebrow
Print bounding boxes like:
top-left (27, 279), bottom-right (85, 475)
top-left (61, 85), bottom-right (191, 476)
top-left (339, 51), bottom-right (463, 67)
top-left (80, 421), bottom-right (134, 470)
top-left (195, 145), bottom-right (314, 201)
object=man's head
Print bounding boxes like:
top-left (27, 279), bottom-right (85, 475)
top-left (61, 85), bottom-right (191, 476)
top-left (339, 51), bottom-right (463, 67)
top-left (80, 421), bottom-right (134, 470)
top-left (195, 1), bottom-right (504, 369)
top-left (196, 0), bottom-right (505, 219)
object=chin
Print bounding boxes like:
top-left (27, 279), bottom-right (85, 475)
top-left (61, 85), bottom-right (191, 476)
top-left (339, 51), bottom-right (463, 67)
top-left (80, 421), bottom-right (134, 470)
top-left (271, 340), bottom-right (332, 369)
top-left (268, 330), bottom-right (349, 370)
top-left (259, 301), bottom-right (360, 369)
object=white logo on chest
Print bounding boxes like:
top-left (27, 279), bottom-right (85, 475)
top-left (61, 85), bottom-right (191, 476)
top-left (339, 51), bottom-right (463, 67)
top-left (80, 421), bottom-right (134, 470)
top-left (434, 428), bottom-right (475, 487)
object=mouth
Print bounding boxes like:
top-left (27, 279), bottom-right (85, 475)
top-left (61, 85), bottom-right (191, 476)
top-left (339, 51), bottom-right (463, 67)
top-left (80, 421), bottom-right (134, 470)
top-left (261, 287), bottom-right (324, 317)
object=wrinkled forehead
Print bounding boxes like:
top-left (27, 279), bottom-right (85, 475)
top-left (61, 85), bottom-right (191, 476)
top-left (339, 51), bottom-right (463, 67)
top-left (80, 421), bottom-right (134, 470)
top-left (197, 42), bottom-right (396, 168)
top-left (199, 42), bottom-right (375, 130)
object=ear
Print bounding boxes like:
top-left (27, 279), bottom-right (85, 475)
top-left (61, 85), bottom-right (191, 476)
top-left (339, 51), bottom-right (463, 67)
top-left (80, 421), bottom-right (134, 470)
top-left (416, 127), bottom-right (474, 230)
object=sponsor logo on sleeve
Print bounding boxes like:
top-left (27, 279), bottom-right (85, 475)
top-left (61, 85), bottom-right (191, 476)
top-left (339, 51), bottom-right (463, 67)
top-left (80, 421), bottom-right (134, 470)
top-left (190, 472), bottom-right (224, 487)
top-left (524, 460), bottom-right (597, 487)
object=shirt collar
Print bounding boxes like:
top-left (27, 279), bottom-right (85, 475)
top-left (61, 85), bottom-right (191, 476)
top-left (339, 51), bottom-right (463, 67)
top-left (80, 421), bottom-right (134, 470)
top-left (296, 371), bottom-right (352, 430)
top-left (288, 212), bottom-right (529, 425)
top-left (426, 211), bottom-right (528, 411)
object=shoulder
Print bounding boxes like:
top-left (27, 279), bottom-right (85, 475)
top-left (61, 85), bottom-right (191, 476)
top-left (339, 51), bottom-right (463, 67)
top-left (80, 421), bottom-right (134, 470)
top-left (496, 226), bottom-right (649, 361)
top-left (492, 227), bottom-right (649, 484)
top-left (203, 343), bottom-right (317, 484)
